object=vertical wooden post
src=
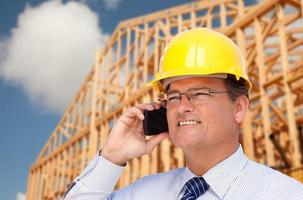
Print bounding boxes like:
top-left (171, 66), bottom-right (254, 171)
top-left (134, 27), bottom-right (139, 90)
top-left (178, 14), bottom-right (182, 33)
top-left (36, 168), bottom-right (43, 199)
top-left (26, 171), bottom-right (34, 200)
top-left (254, 18), bottom-right (275, 166)
top-left (32, 171), bottom-right (38, 200)
top-left (116, 30), bottom-right (121, 86)
top-left (125, 27), bottom-right (131, 98)
top-left (220, 3), bottom-right (226, 28)
top-left (242, 109), bottom-right (255, 160)
top-left (80, 137), bottom-right (87, 170)
top-left (191, 10), bottom-right (196, 28)
top-left (277, 4), bottom-right (301, 167)
top-left (161, 139), bottom-right (171, 171)
top-left (143, 23), bottom-right (148, 84)
top-left (88, 49), bottom-right (101, 159)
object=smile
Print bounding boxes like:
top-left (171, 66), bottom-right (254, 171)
top-left (177, 120), bottom-right (201, 126)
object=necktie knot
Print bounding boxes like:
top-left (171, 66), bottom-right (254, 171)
top-left (181, 177), bottom-right (209, 200)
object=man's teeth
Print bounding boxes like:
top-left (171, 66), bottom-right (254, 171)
top-left (178, 120), bottom-right (201, 126)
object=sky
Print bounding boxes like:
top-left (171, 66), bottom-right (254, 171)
top-left (0, 0), bottom-right (261, 200)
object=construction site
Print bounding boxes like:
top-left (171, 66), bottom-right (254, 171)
top-left (26, 0), bottom-right (303, 199)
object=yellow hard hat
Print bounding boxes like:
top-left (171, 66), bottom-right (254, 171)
top-left (151, 28), bottom-right (251, 92)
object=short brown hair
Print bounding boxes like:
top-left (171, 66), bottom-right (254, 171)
top-left (225, 74), bottom-right (250, 102)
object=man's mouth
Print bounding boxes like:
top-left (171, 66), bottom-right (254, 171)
top-left (177, 120), bottom-right (201, 126)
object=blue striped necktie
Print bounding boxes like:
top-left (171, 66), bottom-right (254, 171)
top-left (180, 177), bottom-right (209, 200)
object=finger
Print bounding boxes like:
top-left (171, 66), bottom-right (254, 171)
top-left (129, 117), bottom-right (144, 134)
top-left (122, 107), bottom-right (145, 121)
top-left (117, 103), bottom-right (162, 128)
top-left (124, 104), bottom-right (158, 121)
top-left (136, 102), bottom-right (160, 111)
top-left (145, 132), bottom-right (169, 153)
top-left (129, 107), bottom-right (145, 120)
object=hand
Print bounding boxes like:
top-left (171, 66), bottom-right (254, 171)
top-left (101, 102), bottom-right (169, 166)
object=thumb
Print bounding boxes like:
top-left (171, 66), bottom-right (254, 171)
top-left (145, 132), bottom-right (169, 153)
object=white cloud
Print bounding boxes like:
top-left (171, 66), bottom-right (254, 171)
top-left (103, 0), bottom-right (122, 10)
top-left (0, 35), bottom-right (9, 61)
top-left (16, 192), bottom-right (26, 200)
top-left (0, 0), bottom-right (108, 114)
top-left (80, 0), bottom-right (122, 10)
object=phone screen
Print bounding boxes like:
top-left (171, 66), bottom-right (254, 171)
top-left (143, 107), bottom-right (169, 136)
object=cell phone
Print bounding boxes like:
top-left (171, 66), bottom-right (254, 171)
top-left (143, 107), bottom-right (169, 136)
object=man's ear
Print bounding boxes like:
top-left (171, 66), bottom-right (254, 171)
top-left (234, 95), bottom-right (249, 123)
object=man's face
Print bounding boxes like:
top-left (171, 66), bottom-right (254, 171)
top-left (166, 77), bottom-right (239, 152)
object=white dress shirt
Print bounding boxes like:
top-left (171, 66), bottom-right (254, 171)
top-left (64, 145), bottom-right (303, 200)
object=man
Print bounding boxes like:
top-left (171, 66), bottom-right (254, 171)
top-left (64, 28), bottom-right (303, 200)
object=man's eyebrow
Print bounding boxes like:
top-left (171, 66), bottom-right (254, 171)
top-left (167, 87), bottom-right (211, 93)
top-left (166, 89), bottom-right (180, 94)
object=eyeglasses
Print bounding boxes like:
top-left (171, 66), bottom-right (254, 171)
top-left (160, 88), bottom-right (228, 107)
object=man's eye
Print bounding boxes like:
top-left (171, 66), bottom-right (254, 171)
top-left (168, 96), bottom-right (180, 101)
top-left (192, 92), bottom-right (209, 98)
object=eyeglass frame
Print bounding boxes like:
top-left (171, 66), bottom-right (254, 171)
top-left (159, 87), bottom-right (229, 108)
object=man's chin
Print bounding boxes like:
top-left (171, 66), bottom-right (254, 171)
top-left (174, 137), bottom-right (202, 149)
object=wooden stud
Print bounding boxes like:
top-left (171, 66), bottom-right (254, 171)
top-left (254, 18), bottom-right (275, 166)
top-left (277, 4), bottom-right (302, 167)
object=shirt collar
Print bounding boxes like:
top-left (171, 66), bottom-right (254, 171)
top-left (180, 145), bottom-right (248, 199)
